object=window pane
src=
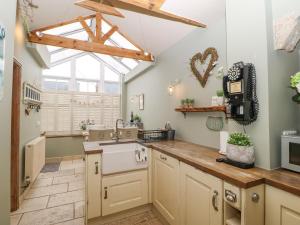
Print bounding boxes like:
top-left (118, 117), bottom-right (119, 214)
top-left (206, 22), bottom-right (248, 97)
top-left (51, 49), bottom-right (81, 63)
top-left (102, 20), bottom-right (112, 34)
top-left (76, 55), bottom-right (101, 80)
top-left (121, 58), bottom-right (139, 69)
top-left (43, 22), bottom-right (82, 35)
top-left (43, 61), bottom-right (71, 77)
top-left (104, 67), bottom-right (120, 82)
top-left (47, 45), bottom-right (61, 52)
top-left (95, 53), bottom-right (129, 74)
top-left (43, 78), bottom-right (69, 91)
top-left (104, 82), bottom-right (120, 94)
top-left (66, 31), bottom-right (89, 41)
top-left (76, 81), bottom-right (97, 93)
top-left (110, 32), bottom-right (139, 51)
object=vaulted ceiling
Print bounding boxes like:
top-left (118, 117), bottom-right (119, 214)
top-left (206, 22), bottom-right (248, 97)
top-left (30, 0), bottom-right (225, 56)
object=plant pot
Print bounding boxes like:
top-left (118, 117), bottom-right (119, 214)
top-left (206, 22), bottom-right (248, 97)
top-left (217, 97), bottom-right (224, 106)
top-left (226, 144), bottom-right (255, 164)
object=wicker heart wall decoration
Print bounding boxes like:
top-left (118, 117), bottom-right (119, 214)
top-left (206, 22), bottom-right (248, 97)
top-left (190, 47), bottom-right (219, 88)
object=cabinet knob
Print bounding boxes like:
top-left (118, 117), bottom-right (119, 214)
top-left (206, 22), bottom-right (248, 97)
top-left (225, 189), bottom-right (237, 203)
top-left (160, 155), bottom-right (167, 161)
top-left (252, 193), bottom-right (259, 202)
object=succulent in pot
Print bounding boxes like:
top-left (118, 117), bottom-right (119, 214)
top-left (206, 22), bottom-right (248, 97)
top-left (226, 133), bottom-right (255, 164)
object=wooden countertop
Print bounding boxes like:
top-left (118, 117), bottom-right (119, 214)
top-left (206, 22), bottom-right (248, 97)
top-left (83, 139), bottom-right (300, 196)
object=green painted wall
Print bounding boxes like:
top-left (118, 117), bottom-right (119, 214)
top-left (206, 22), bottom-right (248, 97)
top-left (0, 0), bottom-right (17, 224)
top-left (126, 16), bottom-right (227, 149)
top-left (46, 137), bottom-right (85, 158)
top-left (14, 14), bottom-right (43, 192)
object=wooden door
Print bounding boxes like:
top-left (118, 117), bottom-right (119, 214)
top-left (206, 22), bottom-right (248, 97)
top-left (102, 170), bottom-right (148, 216)
top-left (266, 185), bottom-right (300, 225)
top-left (11, 59), bottom-right (21, 212)
top-left (180, 162), bottom-right (223, 225)
top-left (86, 153), bottom-right (102, 220)
top-left (152, 150), bottom-right (180, 225)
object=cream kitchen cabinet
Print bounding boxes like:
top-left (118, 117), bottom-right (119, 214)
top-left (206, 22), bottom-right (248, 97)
top-left (152, 150), bottom-right (180, 225)
top-left (266, 185), bottom-right (300, 225)
top-left (102, 170), bottom-right (148, 216)
top-left (85, 153), bottom-right (102, 220)
top-left (180, 162), bottom-right (223, 225)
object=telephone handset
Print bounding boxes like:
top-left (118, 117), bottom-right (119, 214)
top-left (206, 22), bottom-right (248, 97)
top-left (223, 62), bottom-right (259, 125)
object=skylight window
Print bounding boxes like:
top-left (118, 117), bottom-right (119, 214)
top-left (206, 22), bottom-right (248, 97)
top-left (43, 22), bottom-right (82, 35)
top-left (51, 49), bottom-right (81, 63)
top-left (47, 45), bottom-right (61, 52)
top-left (110, 32), bottom-right (139, 51)
top-left (75, 55), bottom-right (101, 80)
top-left (43, 61), bottom-right (71, 77)
top-left (102, 20), bottom-right (112, 34)
top-left (66, 31), bottom-right (89, 41)
top-left (95, 53), bottom-right (130, 74)
top-left (121, 58), bottom-right (139, 70)
top-left (104, 67), bottom-right (120, 82)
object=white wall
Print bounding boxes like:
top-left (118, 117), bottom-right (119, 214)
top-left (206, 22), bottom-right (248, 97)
top-left (0, 0), bottom-right (17, 224)
top-left (126, 14), bottom-right (227, 149)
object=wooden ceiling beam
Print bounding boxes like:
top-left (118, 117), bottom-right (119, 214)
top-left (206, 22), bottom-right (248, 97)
top-left (101, 0), bottom-right (206, 28)
top-left (75, 0), bottom-right (125, 18)
top-left (95, 13), bottom-right (102, 41)
top-left (28, 32), bottom-right (154, 61)
top-left (78, 16), bottom-right (97, 42)
top-left (102, 26), bottom-right (118, 43)
top-left (31, 14), bottom-right (96, 33)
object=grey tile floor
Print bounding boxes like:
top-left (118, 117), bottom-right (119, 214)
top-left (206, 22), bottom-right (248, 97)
top-left (11, 159), bottom-right (85, 225)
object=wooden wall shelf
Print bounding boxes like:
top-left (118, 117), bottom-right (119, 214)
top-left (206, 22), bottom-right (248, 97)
top-left (175, 106), bottom-right (226, 118)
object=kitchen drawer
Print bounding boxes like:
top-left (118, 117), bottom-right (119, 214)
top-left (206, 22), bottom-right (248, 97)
top-left (224, 182), bottom-right (241, 210)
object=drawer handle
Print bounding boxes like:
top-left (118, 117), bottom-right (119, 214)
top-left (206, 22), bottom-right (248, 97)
top-left (95, 162), bottom-right (99, 175)
top-left (212, 190), bottom-right (219, 211)
top-left (160, 155), bottom-right (167, 161)
top-left (225, 190), bottom-right (237, 203)
top-left (104, 187), bottom-right (108, 199)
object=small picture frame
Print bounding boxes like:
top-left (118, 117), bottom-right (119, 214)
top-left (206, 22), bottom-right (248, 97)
top-left (139, 94), bottom-right (144, 110)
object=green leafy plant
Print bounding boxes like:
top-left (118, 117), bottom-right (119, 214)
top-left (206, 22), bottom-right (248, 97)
top-left (181, 99), bottom-right (186, 106)
top-left (290, 72), bottom-right (300, 88)
top-left (227, 133), bottom-right (252, 147)
top-left (134, 115), bottom-right (141, 122)
top-left (216, 90), bottom-right (224, 97)
top-left (190, 99), bottom-right (195, 105)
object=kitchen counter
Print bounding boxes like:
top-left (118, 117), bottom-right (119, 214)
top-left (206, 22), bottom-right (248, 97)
top-left (83, 139), bottom-right (300, 196)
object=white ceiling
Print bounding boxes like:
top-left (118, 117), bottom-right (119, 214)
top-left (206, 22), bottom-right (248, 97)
top-left (30, 0), bottom-right (225, 56)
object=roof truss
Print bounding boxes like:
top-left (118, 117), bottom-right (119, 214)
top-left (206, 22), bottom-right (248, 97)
top-left (28, 13), bottom-right (153, 61)
top-left (100, 0), bottom-right (206, 27)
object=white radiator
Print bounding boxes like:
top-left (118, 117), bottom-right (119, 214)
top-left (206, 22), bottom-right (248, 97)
top-left (25, 136), bottom-right (46, 183)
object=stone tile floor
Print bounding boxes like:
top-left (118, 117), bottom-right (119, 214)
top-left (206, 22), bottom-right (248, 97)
top-left (11, 159), bottom-right (85, 225)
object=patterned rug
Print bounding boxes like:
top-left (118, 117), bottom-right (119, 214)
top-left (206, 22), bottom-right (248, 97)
top-left (40, 162), bottom-right (60, 173)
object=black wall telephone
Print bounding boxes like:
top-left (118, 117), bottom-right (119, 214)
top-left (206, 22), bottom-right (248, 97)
top-left (223, 62), bottom-right (259, 125)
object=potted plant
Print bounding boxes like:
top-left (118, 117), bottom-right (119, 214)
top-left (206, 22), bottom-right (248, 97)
top-left (181, 99), bottom-right (186, 108)
top-left (226, 133), bottom-right (255, 164)
top-left (216, 90), bottom-right (224, 106)
top-left (190, 99), bottom-right (195, 108)
top-left (80, 120), bottom-right (87, 131)
top-left (290, 72), bottom-right (300, 103)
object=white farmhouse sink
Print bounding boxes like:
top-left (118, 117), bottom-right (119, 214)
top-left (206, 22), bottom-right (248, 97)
top-left (102, 143), bottom-right (148, 175)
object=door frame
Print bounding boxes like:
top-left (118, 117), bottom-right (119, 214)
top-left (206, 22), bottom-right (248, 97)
top-left (11, 58), bottom-right (22, 212)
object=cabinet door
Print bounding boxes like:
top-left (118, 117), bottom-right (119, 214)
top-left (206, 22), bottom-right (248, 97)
top-left (102, 170), bottom-right (148, 216)
top-left (180, 162), bottom-right (223, 225)
top-left (266, 185), bottom-right (300, 225)
top-left (86, 154), bottom-right (101, 220)
top-left (153, 151), bottom-right (180, 225)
